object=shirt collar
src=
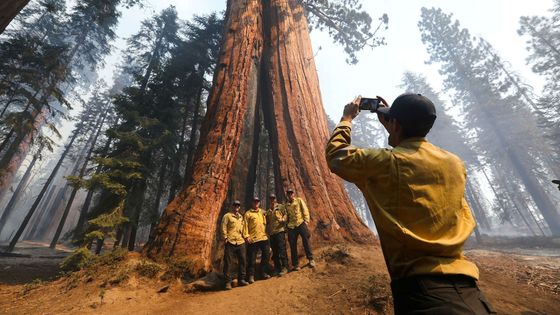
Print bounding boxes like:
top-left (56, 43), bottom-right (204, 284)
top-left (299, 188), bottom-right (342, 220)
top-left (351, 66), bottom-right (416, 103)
top-left (398, 137), bottom-right (427, 147)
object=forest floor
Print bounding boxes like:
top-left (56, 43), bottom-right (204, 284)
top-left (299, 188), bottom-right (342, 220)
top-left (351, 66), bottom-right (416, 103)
top-left (0, 240), bottom-right (559, 315)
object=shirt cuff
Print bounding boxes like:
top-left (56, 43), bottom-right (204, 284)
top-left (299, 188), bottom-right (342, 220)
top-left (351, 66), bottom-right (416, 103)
top-left (336, 121), bottom-right (352, 129)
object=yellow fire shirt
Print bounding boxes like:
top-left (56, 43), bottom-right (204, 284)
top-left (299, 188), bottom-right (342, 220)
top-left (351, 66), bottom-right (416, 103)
top-left (326, 121), bottom-right (479, 280)
top-left (266, 204), bottom-right (287, 235)
top-left (221, 212), bottom-right (245, 245)
top-left (285, 197), bottom-right (310, 229)
top-left (243, 208), bottom-right (268, 243)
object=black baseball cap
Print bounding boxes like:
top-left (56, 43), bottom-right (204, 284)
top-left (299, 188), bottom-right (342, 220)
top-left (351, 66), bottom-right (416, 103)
top-left (377, 93), bottom-right (437, 136)
top-left (286, 188), bottom-right (294, 194)
top-left (233, 200), bottom-right (241, 206)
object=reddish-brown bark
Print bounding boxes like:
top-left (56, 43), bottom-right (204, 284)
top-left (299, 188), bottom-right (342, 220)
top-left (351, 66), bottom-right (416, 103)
top-left (146, 0), bottom-right (373, 275)
top-left (0, 0), bottom-right (29, 34)
top-left (0, 108), bottom-right (47, 201)
top-left (145, 0), bottom-right (264, 274)
top-left (261, 0), bottom-right (372, 243)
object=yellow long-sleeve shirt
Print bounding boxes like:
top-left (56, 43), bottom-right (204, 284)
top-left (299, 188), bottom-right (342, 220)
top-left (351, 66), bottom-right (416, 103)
top-left (326, 121), bottom-right (479, 281)
top-left (221, 212), bottom-right (245, 245)
top-left (285, 197), bottom-right (310, 229)
top-left (266, 204), bottom-right (287, 235)
top-left (243, 208), bottom-right (268, 243)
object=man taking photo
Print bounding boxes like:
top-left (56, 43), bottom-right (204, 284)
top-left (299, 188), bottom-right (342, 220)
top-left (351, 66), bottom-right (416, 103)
top-left (326, 93), bottom-right (496, 314)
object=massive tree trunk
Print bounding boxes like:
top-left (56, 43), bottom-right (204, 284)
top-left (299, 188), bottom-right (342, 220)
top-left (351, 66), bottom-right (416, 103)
top-left (0, 0), bottom-right (30, 34)
top-left (146, 0), bottom-right (373, 276)
top-left (261, 0), bottom-right (371, 242)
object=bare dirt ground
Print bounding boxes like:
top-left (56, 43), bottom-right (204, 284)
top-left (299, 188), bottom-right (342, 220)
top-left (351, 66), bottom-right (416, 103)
top-left (0, 241), bottom-right (559, 315)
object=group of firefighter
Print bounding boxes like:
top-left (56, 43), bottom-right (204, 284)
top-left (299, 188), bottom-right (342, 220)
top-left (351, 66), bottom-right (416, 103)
top-left (221, 188), bottom-right (315, 290)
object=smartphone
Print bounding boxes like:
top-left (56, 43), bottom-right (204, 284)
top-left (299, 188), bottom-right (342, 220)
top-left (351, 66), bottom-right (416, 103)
top-left (359, 98), bottom-right (380, 112)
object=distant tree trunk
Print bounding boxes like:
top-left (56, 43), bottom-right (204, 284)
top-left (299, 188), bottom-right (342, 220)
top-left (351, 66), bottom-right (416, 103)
top-left (6, 124), bottom-right (82, 252)
top-left (146, 0), bottom-right (373, 276)
top-left (25, 184), bottom-right (57, 239)
top-left (183, 86), bottom-right (204, 184)
top-left (74, 127), bottom-right (115, 239)
top-left (0, 145), bottom-right (41, 234)
top-left (123, 151), bottom-right (151, 251)
top-left (50, 109), bottom-right (108, 248)
top-left (465, 179), bottom-right (490, 230)
top-left (0, 108), bottom-right (47, 201)
top-left (0, 0), bottom-right (30, 34)
top-left (31, 186), bottom-right (67, 240)
top-left (148, 158), bottom-right (168, 239)
top-left (167, 110), bottom-right (189, 202)
top-left (95, 237), bottom-right (104, 254)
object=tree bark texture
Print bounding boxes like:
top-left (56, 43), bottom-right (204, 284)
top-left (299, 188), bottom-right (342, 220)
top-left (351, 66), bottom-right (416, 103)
top-left (146, 0), bottom-right (373, 275)
top-left (0, 0), bottom-right (30, 34)
top-left (260, 0), bottom-right (372, 243)
top-left (145, 0), bottom-right (265, 274)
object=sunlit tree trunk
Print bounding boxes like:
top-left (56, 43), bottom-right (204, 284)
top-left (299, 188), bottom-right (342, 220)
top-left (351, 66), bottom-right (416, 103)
top-left (146, 0), bottom-right (373, 276)
top-left (146, 0), bottom-right (265, 274)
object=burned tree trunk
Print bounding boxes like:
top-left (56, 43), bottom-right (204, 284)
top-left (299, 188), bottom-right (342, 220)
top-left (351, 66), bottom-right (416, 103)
top-left (146, 0), bottom-right (373, 275)
top-left (0, 0), bottom-right (30, 34)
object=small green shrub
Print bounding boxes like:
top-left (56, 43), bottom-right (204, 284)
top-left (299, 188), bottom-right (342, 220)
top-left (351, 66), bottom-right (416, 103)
top-left (96, 247), bottom-right (128, 266)
top-left (60, 247), bottom-right (93, 272)
top-left (108, 266), bottom-right (130, 285)
top-left (161, 258), bottom-right (193, 281)
top-left (21, 279), bottom-right (43, 295)
top-left (135, 260), bottom-right (162, 278)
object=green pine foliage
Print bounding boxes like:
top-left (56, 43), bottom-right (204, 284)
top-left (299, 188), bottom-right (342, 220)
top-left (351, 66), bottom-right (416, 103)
top-left (301, 0), bottom-right (388, 64)
top-left (69, 9), bottom-right (224, 248)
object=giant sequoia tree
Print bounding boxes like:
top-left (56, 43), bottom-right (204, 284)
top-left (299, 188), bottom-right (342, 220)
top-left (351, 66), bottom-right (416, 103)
top-left (146, 0), bottom-right (387, 275)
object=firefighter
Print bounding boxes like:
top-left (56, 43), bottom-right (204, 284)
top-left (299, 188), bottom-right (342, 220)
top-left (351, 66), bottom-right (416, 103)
top-left (326, 94), bottom-right (496, 314)
top-left (244, 196), bottom-right (271, 283)
top-left (266, 194), bottom-right (289, 276)
top-left (221, 200), bottom-right (249, 290)
top-left (285, 188), bottom-right (315, 270)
